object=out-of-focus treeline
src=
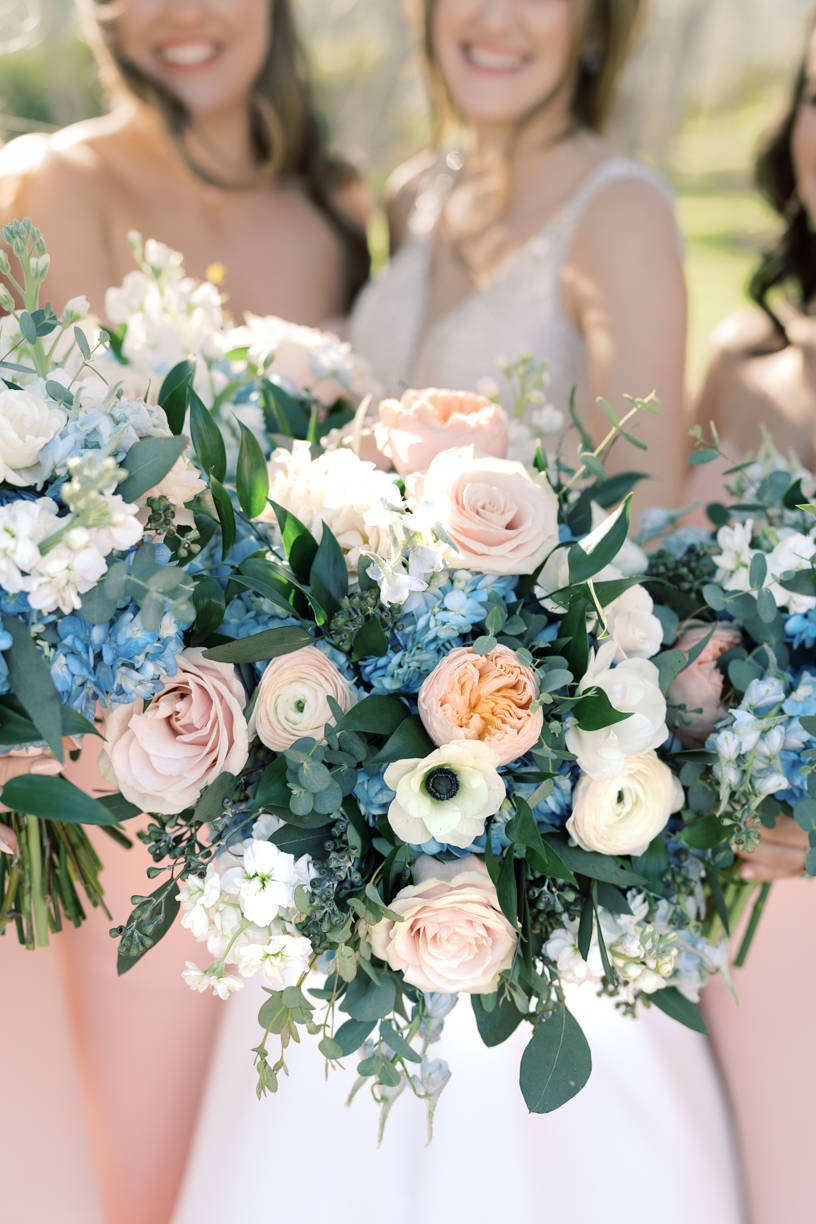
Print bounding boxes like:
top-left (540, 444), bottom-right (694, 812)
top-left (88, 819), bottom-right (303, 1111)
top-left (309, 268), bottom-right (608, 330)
top-left (1, 0), bottom-right (815, 382)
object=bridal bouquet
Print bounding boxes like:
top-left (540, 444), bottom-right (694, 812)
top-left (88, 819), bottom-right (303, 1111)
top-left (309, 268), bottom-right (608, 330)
top-left (0, 219), bottom-right (209, 948)
top-left (104, 350), bottom-right (752, 1133)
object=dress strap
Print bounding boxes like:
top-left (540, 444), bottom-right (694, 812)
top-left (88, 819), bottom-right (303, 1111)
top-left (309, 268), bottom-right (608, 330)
top-left (546, 156), bottom-right (677, 267)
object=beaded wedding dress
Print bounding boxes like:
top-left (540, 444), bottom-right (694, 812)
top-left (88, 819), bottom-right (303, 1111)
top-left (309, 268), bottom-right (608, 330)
top-left (171, 157), bottom-right (745, 1224)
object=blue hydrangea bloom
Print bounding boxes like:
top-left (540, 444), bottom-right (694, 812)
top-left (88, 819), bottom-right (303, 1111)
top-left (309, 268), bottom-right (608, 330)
top-left (354, 768), bottom-right (395, 826)
top-left (785, 609), bottom-right (816, 650)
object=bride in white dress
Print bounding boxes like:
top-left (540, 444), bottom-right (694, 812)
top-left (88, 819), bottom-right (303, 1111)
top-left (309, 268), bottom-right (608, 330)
top-left (172, 3), bottom-right (745, 1220)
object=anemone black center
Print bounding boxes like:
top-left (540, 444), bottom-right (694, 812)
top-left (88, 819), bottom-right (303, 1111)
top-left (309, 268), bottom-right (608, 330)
top-left (424, 766), bottom-right (460, 802)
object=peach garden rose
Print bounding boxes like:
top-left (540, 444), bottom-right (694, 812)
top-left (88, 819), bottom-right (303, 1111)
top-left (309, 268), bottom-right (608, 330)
top-left (249, 645), bottom-right (354, 751)
top-left (418, 643), bottom-right (543, 765)
top-left (375, 387), bottom-right (508, 476)
top-left (412, 446), bottom-right (559, 575)
top-left (369, 855), bottom-right (517, 994)
top-left (99, 648), bottom-right (249, 815)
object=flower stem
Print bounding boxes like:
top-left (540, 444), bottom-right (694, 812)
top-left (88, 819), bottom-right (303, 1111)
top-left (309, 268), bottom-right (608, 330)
top-left (733, 881), bottom-right (771, 968)
top-left (27, 816), bottom-right (50, 947)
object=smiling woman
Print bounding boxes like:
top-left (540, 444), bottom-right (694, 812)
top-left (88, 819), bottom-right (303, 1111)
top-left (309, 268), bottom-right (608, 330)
top-left (0, 0), bottom-right (370, 323)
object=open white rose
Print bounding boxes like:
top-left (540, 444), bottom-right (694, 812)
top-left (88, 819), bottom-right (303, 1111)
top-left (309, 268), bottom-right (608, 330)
top-left (384, 742), bottom-right (505, 848)
top-left (604, 584), bottom-right (663, 660)
top-left (567, 750), bottom-right (684, 856)
top-left (565, 641), bottom-right (668, 781)
top-left (249, 645), bottom-right (354, 750)
top-left (0, 389), bottom-right (66, 487)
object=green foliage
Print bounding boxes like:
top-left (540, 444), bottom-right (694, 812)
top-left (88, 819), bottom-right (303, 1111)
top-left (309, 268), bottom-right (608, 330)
top-left (648, 987), bottom-right (708, 1034)
top-left (309, 523), bottom-right (348, 618)
top-left (203, 625), bottom-right (313, 664)
top-left (189, 390), bottom-right (226, 481)
top-left (158, 360), bottom-right (195, 436)
top-left (192, 574), bottom-right (226, 640)
top-left (472, 992), bottom-right (526, 1047)
top-left (2, 775), bottom-right (122, 825)
top-left (116, 436), bottom-right (188, 502)
top-left (519, 1008), bottom-right (592, 1113)
top-left (117, 877), bottom-right (181, 974)
top-left (235, 421), bottom-right (269, 518)
top-left (269, 501), bottom-right (318, 584)
top-left (2, 617), bottom-right (64, 762)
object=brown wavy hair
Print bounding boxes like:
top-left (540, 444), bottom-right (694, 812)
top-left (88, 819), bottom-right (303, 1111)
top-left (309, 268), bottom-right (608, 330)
top-left (78, 0), bottom-right (369, 309)
top-left (749, 10), bottom-right (816, 342)
top-left (420, 0), bottom-right (643, 134)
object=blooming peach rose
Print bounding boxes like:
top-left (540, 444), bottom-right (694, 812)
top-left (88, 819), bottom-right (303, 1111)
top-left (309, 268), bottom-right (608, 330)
top-left (369, 854), bottom-right (517, 993)
top-left (412, 446), bottom-right (558, 575)
top-left (418, 644), bottom-right (543, 765)
top-left (249, 645), bottom-right (354, 751)
top-left (99, 648), bottom-right (248, 815)
top-left (667, 623), bottom-right (742, 747)
top-left (375, 388), bottom-right (508, 475)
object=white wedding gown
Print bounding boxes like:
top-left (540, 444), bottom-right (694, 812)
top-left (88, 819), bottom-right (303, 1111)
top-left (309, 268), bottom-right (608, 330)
top-left (171, 156), bottom-right (745, 1224)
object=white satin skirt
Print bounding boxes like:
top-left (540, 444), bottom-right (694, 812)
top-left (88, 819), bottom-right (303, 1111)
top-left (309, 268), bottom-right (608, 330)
top-left (171, 978), bottom-right (746, 1224)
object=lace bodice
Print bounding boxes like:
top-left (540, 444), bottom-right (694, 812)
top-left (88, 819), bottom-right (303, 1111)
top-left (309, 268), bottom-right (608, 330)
top-left (350, 156), bottom-right (674, 420)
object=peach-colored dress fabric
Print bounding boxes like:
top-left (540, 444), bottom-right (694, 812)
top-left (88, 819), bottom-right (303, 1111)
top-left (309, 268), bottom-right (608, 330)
top-left (0, 737), bottom-right (221, 1224)
top-left (701, 879), bottom-right (816, 1224)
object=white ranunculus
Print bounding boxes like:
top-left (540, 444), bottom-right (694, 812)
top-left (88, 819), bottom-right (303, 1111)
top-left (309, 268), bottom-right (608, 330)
top-left (567, 750), bottom-right (684, 856)
top-left (0, 389), bottom-right (66, 487)
top-left (384, 742), bottom-right (505, 848)
top-left (604, 584), bottom-right (663, 660)
top-left (565, 641), bottom-right (668, 781)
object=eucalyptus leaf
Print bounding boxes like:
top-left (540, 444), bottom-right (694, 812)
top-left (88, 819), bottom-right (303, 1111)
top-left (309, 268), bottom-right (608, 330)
top-left (472, 993), bottom-right (526, 1047)
top-left (519, 1007), bottom-right (592, 1113)
top-left (648, 986), bottom-right (708, 1034)
top-left (117, 435), bottom-right (188, 502)
top-left (203, 626), bottom-right (312, 664)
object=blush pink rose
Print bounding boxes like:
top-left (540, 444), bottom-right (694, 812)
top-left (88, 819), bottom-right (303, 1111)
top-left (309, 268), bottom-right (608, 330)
top-left (99, 648), bottom-right (249, 815)
top-left (667, 623), bottom-right (742, 747)
top-left (418, 643), bottom-right (543, 765)
top-left (413, 447), bottom-right (559, 575)
top-left (375, 387), bottom-right (508, 475)
top-left (369, 854), bottom-right (517, 993)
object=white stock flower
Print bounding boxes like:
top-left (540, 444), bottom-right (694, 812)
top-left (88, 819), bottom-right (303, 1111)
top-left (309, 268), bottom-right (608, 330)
top-left (0, 389), bottom-right (66, 487)
top-left (0, 498), bottom-right (56, 591)
top-left (604, 584), bottom-right (663, 660)
top-left (715, 519), bottom-right (757, 592)
top-left (179, 871), bottom-right (221, 941)
top-left (28, 543), bottom-right (107, 614)
top-left (567, 750), bottom-right (684, 856)
top-left (545, 916), bottom-right (605, 985)
top-left (91, 494), bottom-right (145, 553)
top-left (223, 313), bottom-right (371, 404)
top-left (564, 641), bottom-right (668, 781)
top-left (384, 741), bottom-right (505, 848)
top-left (236, 931), bottom-right (313, 986)
top-left (61, 295), bottom-right (90, 322)
top-left (236, 840), bottom-right (299, 926)
top-left (182, 962), bottom-right (244, 999)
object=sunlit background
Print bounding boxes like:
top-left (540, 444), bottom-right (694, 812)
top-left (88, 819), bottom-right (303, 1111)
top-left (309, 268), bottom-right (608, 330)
top-left (1, 0), bottom-right (814, 389)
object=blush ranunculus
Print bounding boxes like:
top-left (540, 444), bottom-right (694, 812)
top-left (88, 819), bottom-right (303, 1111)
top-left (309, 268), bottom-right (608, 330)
top-left (369, 854), bottom-right (517, 994)
top-left (567, 750), bottom-right (684, 856)
top-left (99, 648), bottom-right (249, 815)
top-left (412, 446), bottom-right (559, 575)
top-left (248, 645), bottom-right (354, 751)
top-left (375, 388), bottom-right (508, 475)
top-left (418, 644), bottom-right (543, 765)
top-left (667, 623), bottom-right (743, 747)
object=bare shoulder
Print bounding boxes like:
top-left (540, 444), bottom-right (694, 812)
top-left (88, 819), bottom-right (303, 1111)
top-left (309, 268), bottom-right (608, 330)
top-left (385, 148), bottom-right (439, 251)
top-left (707, 306), bottom-right (779, 358)
top-left (572, 165), bottom-right (678, 261)
top-left (0, 118), bottom-right (114, 226)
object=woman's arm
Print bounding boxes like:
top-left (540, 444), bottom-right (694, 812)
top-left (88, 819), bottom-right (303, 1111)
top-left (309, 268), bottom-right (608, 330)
top-left (563, 177), bottom-right (688, 516)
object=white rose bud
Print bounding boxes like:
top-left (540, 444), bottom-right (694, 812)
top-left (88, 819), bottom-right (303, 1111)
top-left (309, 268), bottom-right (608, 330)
top-left (566, 750), bottom-right (683, 857)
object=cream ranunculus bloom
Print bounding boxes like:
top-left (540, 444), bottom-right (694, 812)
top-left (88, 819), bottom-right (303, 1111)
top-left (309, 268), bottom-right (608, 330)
top-left (249, 645), bottom-right (354, 750)
top-left (384, 741), bottom-right (505, 848)
top-left (0, 388), bottom-right (66, 487)
top-left (565, 640), bottom-right (668, 781)
top-left (567, 750), bottom-right (684, 856)
top-left (604, 584), bottom-right (664, 661)
top-left (369, 855), bottom-right (517, 994)
top-left (413, 446), bottom-right (559, 575)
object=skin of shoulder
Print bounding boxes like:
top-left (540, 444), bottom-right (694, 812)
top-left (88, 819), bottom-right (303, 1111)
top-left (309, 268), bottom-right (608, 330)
top-left (385, 148), bottom-right (439, 253)
top-left (561, 172), bottom-right (688, 509)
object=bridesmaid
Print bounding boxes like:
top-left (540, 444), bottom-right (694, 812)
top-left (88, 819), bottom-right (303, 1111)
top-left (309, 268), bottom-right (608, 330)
top-left (0, 3), bottom-right (368, 1224)
top-left (351, 0), bottom-right (687, 513)
top-left (693, 13), bottom-right (816, 1223)
top-left (169, 7), bottom-right (742, 1224)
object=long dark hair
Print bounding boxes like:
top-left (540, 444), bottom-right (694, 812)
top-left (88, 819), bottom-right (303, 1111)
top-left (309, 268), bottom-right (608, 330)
top-left (749, 12), bottom-right (816, 341)
top-left (80, 0), bottom-right (369, 309)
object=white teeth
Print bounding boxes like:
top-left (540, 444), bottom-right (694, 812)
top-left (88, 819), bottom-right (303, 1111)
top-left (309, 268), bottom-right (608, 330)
top-left (158, 42), bottom-right (218, 67)
top-left (466, 45), bottom-right (525, 71)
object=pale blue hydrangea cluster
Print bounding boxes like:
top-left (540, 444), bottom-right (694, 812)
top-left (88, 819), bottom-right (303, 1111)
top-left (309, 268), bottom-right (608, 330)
top-left (785, 608), bottom-right (816, 650)
top-left (49, 605), bottom-right (185, 719)
top-left (35, 380), bottom-right (170, 476)
top-left (512, 764), bottom-right (574, 828)
top-left (360, 570), bottom-right (519, 694)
